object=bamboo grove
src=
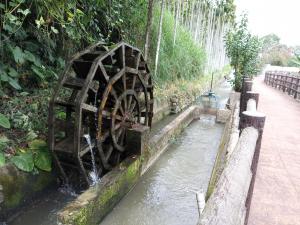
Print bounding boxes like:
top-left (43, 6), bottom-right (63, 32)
top-left (149, 0), bottom-right (236, 78)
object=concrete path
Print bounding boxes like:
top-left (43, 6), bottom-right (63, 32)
top-left (248, 75), bottom-right (300, 225)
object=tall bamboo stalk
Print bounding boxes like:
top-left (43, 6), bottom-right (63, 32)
top-left (154, 0), bottom-right (165, 78)
top-left (144, 0), bottom-right (155, 61)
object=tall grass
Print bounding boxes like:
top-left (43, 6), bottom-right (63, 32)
top-left (148, 8), bottom-right (206, 86)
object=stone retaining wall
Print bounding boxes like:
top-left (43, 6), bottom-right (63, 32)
top-left (205, 92), bottom-right (240, 200)
top-left (0, 164), bottom-right (56, 220)
top-left (198, 127), bottom-right (259, 225)
top-left (57, 105), bottom-right (203, 225)
top-left (1, 78), bottom-right (225, 221)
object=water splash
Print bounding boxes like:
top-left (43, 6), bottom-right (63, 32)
top-left (83, 134), bottom-right (99, 185)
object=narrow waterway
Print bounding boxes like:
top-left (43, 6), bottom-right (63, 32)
top-left (100, 115), bottom-right (224, 225)
top-left (7, 81), bottom-right (231, 225)
top-left (8, 190), bottom-right (74, 225)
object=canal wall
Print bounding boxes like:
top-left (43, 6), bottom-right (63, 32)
top-left (198, 127), bottom-right (259, 225)
top-left (0, 164), bottom-right (56, 220)
top-left (0, 76), bottom-right (225, 221)
top-left (57, 105), bottom-right (203, 225)
top-left (198, 78), bottom-right (266, 225)
top-left (205, 92), bottom-right (240, 200)
top-left (56, 91), bottom-right (235, 225)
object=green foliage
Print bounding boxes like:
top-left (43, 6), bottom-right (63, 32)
top-left (0, 0), bottom-right (64, 95)
top-left (0, 0), bottom-right (147, 96)
top-left (150, 8), bottom-right (206, 83)
top-left (225, 14), bottom-right (261, 91)
top-left (30, 140), bottom-right (52, 172)
top-left (10, 139), bottom-right (51, 172)
top-left (0, 0), bottom-right (227, 173)
top-left (260, 33), bottom-right (300, 68)
top-left (0, 135), bottom-right (9, 167)
top-left (34, 150), bottom-right (52, 172)
top-left (1, 88), bottom-right (51, 135)
top-left (11, 152), bottom-right (34, 172)
top-left (288, 53), bottom-right (300, 67)
top-left (261, 34), bottom-right (280, 52)
top-left (263, 46), bottom-right (291, 66)
top-left (0, 136), bottom-right (9, 152)
top-left (0, 153), bottom-right (5, 167)
top-left (0, 113), bottom-right (11, 128)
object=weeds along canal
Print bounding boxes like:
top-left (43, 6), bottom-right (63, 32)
top-left (100, 115), bottom-right (224, 225)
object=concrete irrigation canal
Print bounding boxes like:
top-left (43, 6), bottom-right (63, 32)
top-left (100, 115), bottom-right (223, 225)
top-left (6, 81), bottom-right (232, 225)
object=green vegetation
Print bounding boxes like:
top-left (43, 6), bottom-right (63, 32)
top-left (1, 0), bottom-right (234, 172)
top-left (260, 33), bottom-right (300, 68)
top-left (260, 34), bottom-right (291, 66)
top-left (10, 139), bottom-right (51, 172)
top-left (289, 53), bottom-right (300, 67)
top-left (150, 9), bottom-right (205, 83)
top-left (225, 14), bottom-right (261, 91)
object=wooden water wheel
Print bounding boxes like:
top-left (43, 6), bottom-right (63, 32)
top-left (48, 42), bottom-right (153, 186)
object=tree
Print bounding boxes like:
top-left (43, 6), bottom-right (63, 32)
top-left (260, 34), bottom-right (295, 67)
top-left (225, 14), bottom-right (261, 91)
top-left (154, 0), bottom-right (165, 77)
top-left (262, 44), bottom-right (292, 66)
top-left (144, 0), bottom-right (155, 61)
top-left (260, 33), bottom-right (280, 52)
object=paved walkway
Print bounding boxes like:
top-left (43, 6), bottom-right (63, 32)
top-left (248, 75), bottom-right (300, 225)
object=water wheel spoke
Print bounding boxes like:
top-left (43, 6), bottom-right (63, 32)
top-left (119, 128), bottom-right (126, 145)
top-left (122, 73), bottom-right (128, 110)
top-left (101, 130), bottom-right (110, 142)
top-left (145, 73), bottom-right (151, 83)
top-left (119, 104), bottom-right (125, 116)
top-left (113, 121), bottom-right (123, 132)
top-left (111, 88), bottom-right (119, 102)
top-left (114, 98), bottom-right (125, 116)
top-left (115, 152), bottom-right (121, 164)
top-left (127, 95), bottom-right (132, 112)
top-left (129, 101), bottom-right (137, 113)
top-left (122, 98), bottom-right (127, 117)
top-left (127, 76), bottom-right (137, 110)
top-left (117, 127), bottom-right (124, 139)
top-left (136, 52), bottom-right (142, 70)
top-left (99, 63), bottom-right (110, 82)
top-left (102, 109), bottom-right (122, 121)
top-left (105, 145), bottom-right (114, 161)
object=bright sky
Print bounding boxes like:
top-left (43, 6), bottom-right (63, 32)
top-left (235, 0), bottom-right (300, 46)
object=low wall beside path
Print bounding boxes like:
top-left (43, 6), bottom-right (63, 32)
top-left (198, 77), bottom-right (266, 225)
top-left (199, 127), bottom-right (258, 225)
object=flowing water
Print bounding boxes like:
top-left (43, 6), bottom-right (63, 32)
top-left (8, 81), bottom-right (231, 225)
top-left (100, 115), bottom-right (224, 225)
top-left (8, 190), bottom-right (74, 225)
top-left (83, 134), bottom-right (99, 185)
top-left (99, 81), bottom-right (230, 225)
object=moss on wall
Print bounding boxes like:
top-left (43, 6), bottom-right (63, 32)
top-left (205, 110), bottom-right (233, 201)
top-left (0, 163), bottom-right (55, 220)
top-left (59, 157), bottom-right (141, 225)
